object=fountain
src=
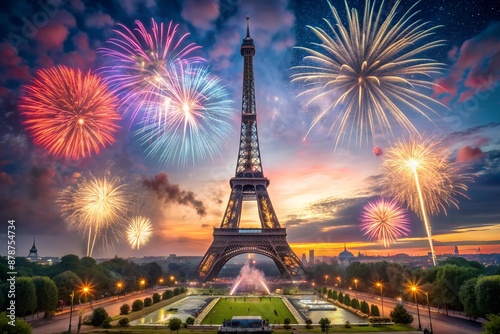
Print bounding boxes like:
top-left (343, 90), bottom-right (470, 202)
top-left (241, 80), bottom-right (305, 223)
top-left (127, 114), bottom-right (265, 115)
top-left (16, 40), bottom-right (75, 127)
top-left (229, 260), bottom-right (270, 295)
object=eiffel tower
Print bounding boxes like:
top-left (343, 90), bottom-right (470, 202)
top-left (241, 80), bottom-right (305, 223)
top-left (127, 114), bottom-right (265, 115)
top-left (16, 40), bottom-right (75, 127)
top-left (196, 17), bottom-right (306, 282)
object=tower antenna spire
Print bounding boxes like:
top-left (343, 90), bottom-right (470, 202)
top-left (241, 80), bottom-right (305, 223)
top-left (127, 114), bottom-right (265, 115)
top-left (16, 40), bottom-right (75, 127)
top-left (246, 16), bottom-right (250, 38)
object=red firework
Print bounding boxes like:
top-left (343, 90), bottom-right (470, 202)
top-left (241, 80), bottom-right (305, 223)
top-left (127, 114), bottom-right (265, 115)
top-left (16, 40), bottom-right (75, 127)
top-left (374, 146), bottom-right (383, 156)
top-left (20, 66), bottom-right (120, 160)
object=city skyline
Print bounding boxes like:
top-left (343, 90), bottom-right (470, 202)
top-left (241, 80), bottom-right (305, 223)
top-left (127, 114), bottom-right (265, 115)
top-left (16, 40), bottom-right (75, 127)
top-left (1, 0), bottom-right (499, 260)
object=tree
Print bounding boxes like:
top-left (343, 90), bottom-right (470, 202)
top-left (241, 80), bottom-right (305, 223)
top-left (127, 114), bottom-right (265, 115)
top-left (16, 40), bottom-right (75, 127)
top-left (284, 317), bottom-right (291, 329)
top-left (52, 271), bottom-right (82, 304)
top-left (350, 298), bottom-right (359, 310)
top-left (168, 317), bottom-right (183, 334)
top-left (59, 254), bottom-right (81, 273)
top-left (483, 314), bottom-right (500, 334)
top-left (32, 276), bottom-right (58, 317)
top-left (360, 301), bottom-right (370, 314)
top-left (152, 293), bottom-right (161, 303)
top-left (186, 316), bottom-right (195, 326)
top-left (434, 264), bottom-right (478, 314)
top-left (371, 304), bottom-right (380, 316)
top-left (338, 292), bottom-right (344, 303)
top-left (459, 277), bottom-right (479, 321)
top-left (343, 294), bottom-right (351, 307)
top-left (0, 312), bottom-right (32, 334)
top-left (305, 318), bottom-right (313, 329)
top-left (144, 297), bottom-right (153, 307)
top-left (120, 303), bottom-right (130, 315)
top-left (173, 287), bottom-right (181, 295)
top-left (476, 275), bottom-right (500, 316)
top-left (16, 277), bottom-right (37, 317)
top-left (322, 287), bottom-right (327, 295)
top-left (319, 317), bottom-right (331, 332)
top-left (132, 299), bottom-right (144, 311)
top-left (327, 289), bottom-right (333, 299)
top-left (390, 304), bottom-right (414, 325)
top-left (91, 307), bottom-right (108, 326)
top-left (331, 290), bottom-right (338, 300)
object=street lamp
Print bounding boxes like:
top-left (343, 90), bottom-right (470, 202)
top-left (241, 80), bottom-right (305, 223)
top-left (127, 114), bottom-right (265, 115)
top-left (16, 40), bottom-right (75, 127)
top-left (376, 282), bottom-right (384, 317)
top-left (140, 278), bottom-right (146, 291)
top-left (337, 276), bottom-right (342, 292)
top-left (67, 290), bottom-right (74, 334)
top-left (354, 279), bottom-right (359, 298)
top-left (115, 281), bottom-right (124, 298)
top-left (425, 292), bottom-right (433, 334)
top-left (411, 286), bottom-right (422, 331)
top-left (324, 274), bottom-right (329, 284)
top-left (77, 284), bottom-right (91, 334)
top-left (159, 278), bottom-right (164, 286)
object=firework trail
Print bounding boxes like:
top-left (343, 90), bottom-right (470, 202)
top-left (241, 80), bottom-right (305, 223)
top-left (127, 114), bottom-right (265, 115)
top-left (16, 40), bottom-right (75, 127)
top-left (126, 216), bottom-right (153, 250)
top-left (292, 0), bottom-right (446, 149)
top-left (58, 169), bottom-right (131, 257)
top-left (381, 136), bottom-right (472, 265)
top-left (99, 18), bottom-right (204, 123)
top-left (136, 63), bottom-right (233, 166)
top-left (19, 66), bottom-right (120, 160)
top-left (360, 198), bottom-right (410, 247)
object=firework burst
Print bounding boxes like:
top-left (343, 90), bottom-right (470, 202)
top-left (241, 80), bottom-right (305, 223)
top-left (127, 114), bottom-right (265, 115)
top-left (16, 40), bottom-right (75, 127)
top-left (292, 0), bottom-right (446, 148)
top-left (126, 216), bottom-right (153, 250)
top-left (58, 169), bottom-right (131, 257)
top-left (136, 63), bottom-right (233, 166)
top-left (19, 66), bottom-right (120, 160)
top-left (361, 198), bottom-right (410, 247)
top-left (381, 136), bottom-right (472, 264)
top-left (99, 18), bottom-right (204, 122)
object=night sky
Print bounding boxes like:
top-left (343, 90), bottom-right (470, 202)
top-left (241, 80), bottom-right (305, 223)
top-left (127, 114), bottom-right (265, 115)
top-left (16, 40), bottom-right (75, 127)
top-left (0, 0), bottom-right (499, 259)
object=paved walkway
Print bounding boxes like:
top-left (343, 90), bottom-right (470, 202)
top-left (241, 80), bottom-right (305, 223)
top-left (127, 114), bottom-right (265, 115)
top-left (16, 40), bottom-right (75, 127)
top-left (195, 297), bottom-right (220, 325)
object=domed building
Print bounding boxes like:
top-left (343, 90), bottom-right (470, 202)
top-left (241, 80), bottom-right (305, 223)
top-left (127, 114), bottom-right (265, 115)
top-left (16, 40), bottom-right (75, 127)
top-left (338, 244), bottom-right (355, 267)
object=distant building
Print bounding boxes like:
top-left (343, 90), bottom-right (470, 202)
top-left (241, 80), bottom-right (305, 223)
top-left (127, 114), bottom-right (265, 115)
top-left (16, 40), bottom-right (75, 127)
top-left (301, 253), bottom-right (307, 264)
top-left (28, 238), bottom-right (39, 260)
top-left (454, 245), bottom-right (459, 256)
top-left (309, 250), bottom-right (315, 266)
top-left (338, 244), bottom-right (355, 267)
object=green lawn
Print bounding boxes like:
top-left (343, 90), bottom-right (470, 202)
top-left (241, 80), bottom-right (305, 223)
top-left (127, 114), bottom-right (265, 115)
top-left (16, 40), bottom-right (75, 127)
top-left (200, 297), bottom-right (297, 324)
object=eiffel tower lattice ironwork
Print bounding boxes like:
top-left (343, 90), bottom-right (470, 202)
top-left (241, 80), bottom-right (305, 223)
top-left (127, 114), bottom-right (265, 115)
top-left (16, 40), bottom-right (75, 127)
top-left (196, 17), bottom-right (306, 282)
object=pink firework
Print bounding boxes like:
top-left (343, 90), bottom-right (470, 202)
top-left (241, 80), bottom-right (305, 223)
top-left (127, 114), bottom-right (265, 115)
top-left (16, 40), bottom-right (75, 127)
top-left (360, 198), bottom-right (410, 247)
top-left (98, 18), bottom-right (204, 123)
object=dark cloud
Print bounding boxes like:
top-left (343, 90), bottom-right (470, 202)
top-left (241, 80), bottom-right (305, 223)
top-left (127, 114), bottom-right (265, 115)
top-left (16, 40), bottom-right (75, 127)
top-left (143, 173), bottom-right (207, 217)
top-left (84, 12), bottom-right (114, 29)
top-left (434, 22), bottom-right (500, 103)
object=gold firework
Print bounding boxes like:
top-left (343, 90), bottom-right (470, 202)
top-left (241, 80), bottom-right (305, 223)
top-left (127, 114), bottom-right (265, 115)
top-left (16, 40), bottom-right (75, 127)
top-left (381, 136), bottom-right (472, 265)
top-left (292, 0), bottom-right (446, 148)
top-left (126, 216), bottom-right (153, 250)
top-left (58, 169), bottom-right (130, 257)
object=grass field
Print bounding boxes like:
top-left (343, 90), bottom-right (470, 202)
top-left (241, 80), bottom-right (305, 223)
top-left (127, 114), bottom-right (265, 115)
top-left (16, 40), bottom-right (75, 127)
top-left (200, 297), bottom-right (297, 324)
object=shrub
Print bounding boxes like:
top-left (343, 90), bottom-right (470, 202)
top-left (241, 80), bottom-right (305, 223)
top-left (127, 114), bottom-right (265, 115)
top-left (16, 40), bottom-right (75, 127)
top-left (144, 297), bottom-right (153, 307)
top-left (119, 303), bottom-right (130, 315)
top-left (338, 292), bottom-right (344, 303)
top-left (360, 301), bottom-right (370, 314)
top-left (118, 317), bottom-right (130, 327)
top-left (0, 312), bottom-right (32, 334)
top-left (162, 290), bottom-right (174, 300)
top-left (102, 317), bottom-right (112, 328)
top-left (305, 318), bottom-right (313, 329)
top-left (344, 320), bottom-right (351, 328)
top-left (390, 304), bottom-right (414, 325)
top-left (180, 287), bottom-right (186, 293)
top-left (186, 316), bottom-right (195, 326)
top-left (91, 307), bottom-right (109, 327)
top-left (284, 317), bottom-right (291, 329)
top-left (371, 304), bottom-right (380, 316)
top-left (173, 287), bottom-right (181, 296)
top-left (332, 290), bottom-right (338, 300)
top-left (343, 294), bottom-right (351, 307)
top-left (132, 299), bottom-right (144, 312)
top-left (152, 293), bottom-right (161, 303)
top-left (351, 298), bottom-right (359, 310)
